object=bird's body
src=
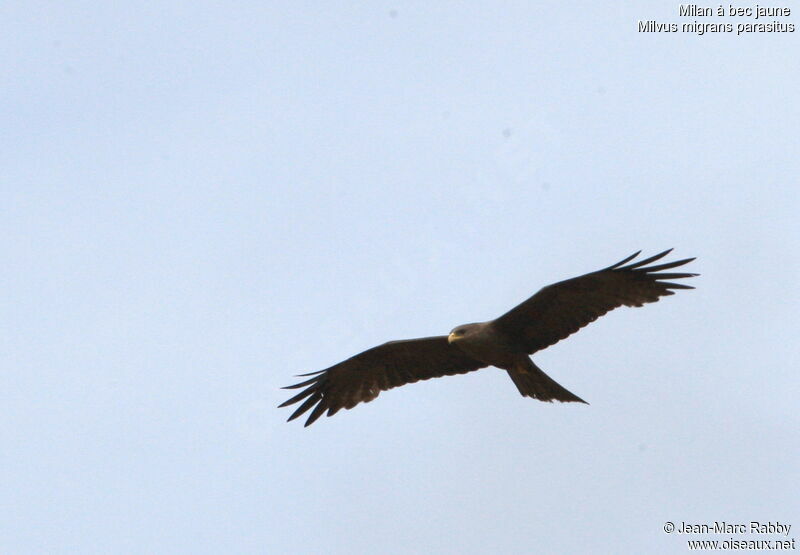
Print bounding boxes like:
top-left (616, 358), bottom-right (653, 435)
top-left (447, 322), bottom-right (519, 369)
top-left (280, 249), bottom-right (697, 426)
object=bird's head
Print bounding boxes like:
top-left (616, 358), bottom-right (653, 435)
top-left (448, 324), bottom-right (479, 344)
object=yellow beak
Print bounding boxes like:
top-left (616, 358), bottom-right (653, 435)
top-left (447, 332), bottom-right (457, 344)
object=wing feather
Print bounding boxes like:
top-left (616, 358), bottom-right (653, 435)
top-left (492, 250), bottom-right (697, 354)
top-left (279, 336), bottom-right (486, 426)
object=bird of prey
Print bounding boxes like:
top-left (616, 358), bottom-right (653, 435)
top-left (280, 249), bottom-right (697, 426)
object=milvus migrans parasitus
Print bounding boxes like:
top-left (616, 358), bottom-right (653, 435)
top-left (280, 249), bottom-right (697, 426)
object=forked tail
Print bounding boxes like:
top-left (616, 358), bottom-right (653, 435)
top-left (507, 358), bottom-right (588, 404)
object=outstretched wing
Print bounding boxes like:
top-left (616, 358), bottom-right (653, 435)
top-left (492, 249), bottom-right (697, 354)
top-left (279, 336), bottom-right (487, 426)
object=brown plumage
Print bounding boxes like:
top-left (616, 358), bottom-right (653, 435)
top-left (280, 249), bottom-right (697, 426)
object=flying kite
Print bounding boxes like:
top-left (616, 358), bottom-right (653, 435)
top-left (280, 249), bottom-right (697, 426)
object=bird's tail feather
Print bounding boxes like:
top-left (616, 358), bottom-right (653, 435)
top-left (507, 358), bottom-right (588, 404)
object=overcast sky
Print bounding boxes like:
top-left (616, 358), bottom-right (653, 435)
top-left (2, 2), bottom-right (798, 554)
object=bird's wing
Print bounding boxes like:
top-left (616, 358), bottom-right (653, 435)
top-left (492, 249), bottom-right (697, 354)
top-left (279, 336), bottom-right (487, 426)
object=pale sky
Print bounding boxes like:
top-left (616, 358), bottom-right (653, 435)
top-left (2, 2), bottom-right (798, 554)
